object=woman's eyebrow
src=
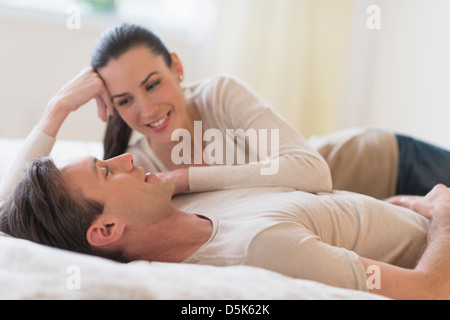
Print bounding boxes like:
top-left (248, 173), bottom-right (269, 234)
top-left (140, 72), bottom-right (158, 87)
top-left (111, 93), bottom-right (127, 100)
top-left (110, 72), bottom-right (158, 100)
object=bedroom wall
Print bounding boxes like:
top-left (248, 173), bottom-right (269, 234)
top-left (0, 8), bottom-right (106, 141)
top-left (0, 4), bottom-right (215, 142)
top-left (0, 0), bottom-right (354, 143)
top-left (1, 0), bottom-right (449, 150)
top-left (341, 0), bottom-right (450, 149)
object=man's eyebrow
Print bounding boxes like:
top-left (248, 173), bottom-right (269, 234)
top-left (110, 72), bottom-right (159, 100)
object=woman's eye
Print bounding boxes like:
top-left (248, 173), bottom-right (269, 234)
top-left (118, 97), bottom-right (132, 106)
top-left (146, 80), bottom-right (160, 91)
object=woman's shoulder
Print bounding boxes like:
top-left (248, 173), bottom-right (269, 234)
top-left (185, 74), bottom-right (260, 114)
top-left (184, 74), bottom-right (249, 96)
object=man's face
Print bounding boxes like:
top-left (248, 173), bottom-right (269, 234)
top-left (60, 153), bottom-right (175, 225)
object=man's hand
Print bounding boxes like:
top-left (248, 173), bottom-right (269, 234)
top-left (386, 184), bottom-right (450, 219)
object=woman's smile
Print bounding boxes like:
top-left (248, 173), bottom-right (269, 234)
top-left (146, 111), bottom-right (171, 132)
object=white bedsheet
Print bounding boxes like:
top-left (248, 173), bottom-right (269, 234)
top-left (0, 137), bottom-right (386, 300)
top-left (0, 233), bottom-right (384, 300)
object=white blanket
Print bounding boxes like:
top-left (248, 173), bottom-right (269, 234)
top-left (0, 137), bottom-right (386, 300)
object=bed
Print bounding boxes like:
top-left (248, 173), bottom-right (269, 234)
top-left (0, 137), bottom-right (386, 301)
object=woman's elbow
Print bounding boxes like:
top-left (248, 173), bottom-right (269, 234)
top-left (291, 155), bottom-right (333, 193)
top-left (316, 161), bottom-right (333, 192)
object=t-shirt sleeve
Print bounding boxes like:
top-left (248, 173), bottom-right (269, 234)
top-left (244, 223), bottom-right (368, 292)
top-left (188, 75), bottom-right (332, 193)
top-left (0, 127), bottom-right (56, 201)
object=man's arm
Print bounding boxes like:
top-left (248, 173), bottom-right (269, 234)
top-left (362, 184), bottom-right (450, 299)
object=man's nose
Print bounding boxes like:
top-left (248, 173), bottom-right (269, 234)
top-left (106, 153), bottom-right (134, 172)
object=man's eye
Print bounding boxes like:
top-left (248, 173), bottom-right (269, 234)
top-left (103, 166), bottom-right (110, 179)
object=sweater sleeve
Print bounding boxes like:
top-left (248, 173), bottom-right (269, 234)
top-left (0, 127), bottom-right (56, 202)
top-left (188, 76), bottom-right (332, 193)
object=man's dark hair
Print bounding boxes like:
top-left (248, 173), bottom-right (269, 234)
top-left (0, 157), bottom-right (126, 262)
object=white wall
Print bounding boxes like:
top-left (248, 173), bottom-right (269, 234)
top-left (0, 7), bottom-right (104, 141)
top-left (342, 0), bottom-right (450, 149)
top-left (1, 1), bottom-right (449, 151)
top-left (0, 5), bottom-right (214, 141)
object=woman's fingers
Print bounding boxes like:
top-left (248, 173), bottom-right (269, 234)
top-left (100, 86), bottom-right (114, 118)
top-left (95, 92), bottom-right (114, 123)
top-left (92, 70), bottom-right (114, 122)
top-left (95, 96), bottom-right (107, 122)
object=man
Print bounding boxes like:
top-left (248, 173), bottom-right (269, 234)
top-left (1, 150), bottom-right (450, 299)
top-left (1, 65), bottom-right (449, 300)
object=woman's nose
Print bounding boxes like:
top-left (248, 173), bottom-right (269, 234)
top-left (137, 95), bottom-right (160, 119)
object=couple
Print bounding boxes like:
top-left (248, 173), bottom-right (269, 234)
top-left (1, 23), bottom-right (450, 300)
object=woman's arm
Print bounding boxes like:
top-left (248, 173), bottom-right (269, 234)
top-left (187, 75), bottom-right (332, 194)
top-left (0, 68), bottom-right (112, 201)
top-left (38, 67), bottom-right (113, 137)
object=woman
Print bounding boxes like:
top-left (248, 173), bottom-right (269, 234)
top-left (1, 23), bottom-right (449, 202)
top-left (90, 23), bottom-right (332, 195)
top-left (91, 23), bottom-right (450, 199)
top-left (0, 23), bottom-right (331, 201)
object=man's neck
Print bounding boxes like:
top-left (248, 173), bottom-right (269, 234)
top-left (130, 207), bottom-right (213, 263)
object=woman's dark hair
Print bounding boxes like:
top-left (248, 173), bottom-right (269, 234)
top-left (0, 158), bottom-right (126, 262)
top-left (91, 23), bottom-right (172, 160)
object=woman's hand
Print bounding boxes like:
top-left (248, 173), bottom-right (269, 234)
top-left (38, 67), bottom-right (114, 137)
top-left (156, 168), bottom-right (190, 196)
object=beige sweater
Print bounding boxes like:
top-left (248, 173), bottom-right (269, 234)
top-left (128, 75), bottom-right (332, 193)
top-left (309, 128), bottom-right (399, 199)
top-left (0, 78), bottom-right (398, 202)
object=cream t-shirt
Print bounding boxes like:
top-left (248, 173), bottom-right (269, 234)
top-left (175, 187), bottom-right (428, 291)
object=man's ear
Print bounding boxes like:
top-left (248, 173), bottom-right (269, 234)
top-left (86, 219), bottom-right (125, 248)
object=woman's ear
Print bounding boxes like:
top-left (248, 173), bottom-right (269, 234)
top-left (86, 220), bottom-right (125, 248)
top-left (170, 52), bottom-right (184, 81)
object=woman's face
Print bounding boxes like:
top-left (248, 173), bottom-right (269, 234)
top-left (98, 46), bottom-right (188, 144)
